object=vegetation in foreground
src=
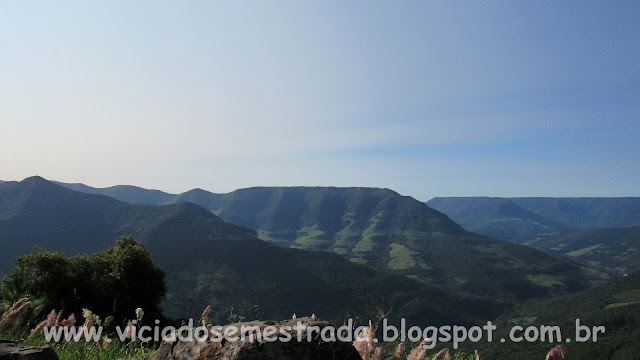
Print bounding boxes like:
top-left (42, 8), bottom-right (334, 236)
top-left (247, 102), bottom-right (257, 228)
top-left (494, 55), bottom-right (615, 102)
top-left (0, 237), bottom-right (166, 326)
top-left (0, 329), bottom-right (155, 360)
top-left (0, 178), bottom-right (511, 327)
top-left (3, 301), bottom-right (564, 360)
top-left (350, 321), bottom-right (567, 360)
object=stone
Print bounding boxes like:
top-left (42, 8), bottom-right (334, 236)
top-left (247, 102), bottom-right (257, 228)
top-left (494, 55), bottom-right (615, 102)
top-left (0, 340), bottom-right (59, 360)
top-left (140, 317), bottom-right (362, 360)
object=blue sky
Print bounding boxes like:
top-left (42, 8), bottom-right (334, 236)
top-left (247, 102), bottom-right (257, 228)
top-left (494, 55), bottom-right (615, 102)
top-left (1, 1), bottom-right (638, 200)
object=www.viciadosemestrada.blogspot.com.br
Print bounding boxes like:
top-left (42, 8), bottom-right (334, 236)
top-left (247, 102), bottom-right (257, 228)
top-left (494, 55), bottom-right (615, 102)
top-left (43, 318), bottom-right (605, 349)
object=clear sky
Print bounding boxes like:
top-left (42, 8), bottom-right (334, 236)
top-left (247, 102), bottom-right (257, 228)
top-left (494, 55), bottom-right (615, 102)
top-left (1, 1), bottom-right (639, 200)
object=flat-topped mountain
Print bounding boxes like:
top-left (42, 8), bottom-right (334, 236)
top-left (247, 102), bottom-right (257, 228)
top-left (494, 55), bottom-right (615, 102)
top-left (427, 197), bottom-right (576, 243)
top-left (0, 177), bottom-right (506, 326)
top-left (427, 197), bottom-right (640, 275)
top-left (51, 180), bottom-right (611, 302)
top-left (427, 197), bottom-right (640, 242)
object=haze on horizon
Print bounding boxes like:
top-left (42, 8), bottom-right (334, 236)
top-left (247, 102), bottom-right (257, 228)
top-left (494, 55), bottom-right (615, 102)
top-left (1, 1), bottom-right (639, 201)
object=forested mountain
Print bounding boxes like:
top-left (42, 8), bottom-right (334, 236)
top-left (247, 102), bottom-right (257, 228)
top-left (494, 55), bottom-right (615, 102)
top-left (426, 197), bottom-right (575, 243)
top-left (427, 197), bottom-right (640, 240)
top-left (0, 177), bottom-right (506, 326)
top-left (427, 197), bottom-right (640, 276)
top-left (474, 270), bottom-right (640, 359)
top-left (525, 226), bottom-right (640, 276)
top-left (55, 181), bottom-right (175, 205)
top-left (52, 180), bottom-right (611, 302)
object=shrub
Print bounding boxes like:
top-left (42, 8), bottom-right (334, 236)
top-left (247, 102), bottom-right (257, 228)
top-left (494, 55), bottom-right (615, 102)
top-left (0, 236), bottom-right (166, 325)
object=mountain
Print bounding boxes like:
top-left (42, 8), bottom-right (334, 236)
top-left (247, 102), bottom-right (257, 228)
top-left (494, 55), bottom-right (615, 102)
top-left (427, 197), bottom-right (640, 236)
top-left (0, 177), bottom-right (506, 326)
top-left (53, 181), bottom-right (176, 205)
top-left (474, 270), bottom-right (640, 359)
top-left (524, 226), bottom-right (640, 276)
top-left (53, 181), bottom-right (611, 303)
top-left (426, 197), bottom-right (575, 243)
top-left (511, 197), bottom-right (640, 229)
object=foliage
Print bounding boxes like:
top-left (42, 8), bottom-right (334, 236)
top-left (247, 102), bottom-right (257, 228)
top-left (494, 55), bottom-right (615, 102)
top-left (467, 270), bottom-right (640, 359)
top-left (526, 226), bottom-right (640, 276)
top-left (0, 237), bottom-right (166, 325)
top-left (0, 328), bottom-right (155, 360)
top-left (0, 265), bottom-right (37, 313)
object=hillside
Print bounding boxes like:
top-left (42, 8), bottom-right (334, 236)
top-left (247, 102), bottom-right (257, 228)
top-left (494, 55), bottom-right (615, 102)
top-left (474, 270), bottom-right (640, 359)
top-left (53, 181), bottom-right (611, 303)
top-left (0, 177), bottom-right (505, 326)
top-left (428, 197), bottom-right (640, 275)
top-left (524, 226), bottom-right (640, 276)
top-left (512, 197), bottom-right (640, 229)
top-left (54, 181), bottom-right (176, 205)
top-left (426, 197), bottom-right (574, 243)
top-left (428, 197), bottom-right (640, 237)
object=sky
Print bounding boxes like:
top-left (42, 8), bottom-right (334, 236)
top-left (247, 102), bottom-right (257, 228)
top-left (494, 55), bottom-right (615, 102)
top-left (1, 1), bottom-right (639, 201)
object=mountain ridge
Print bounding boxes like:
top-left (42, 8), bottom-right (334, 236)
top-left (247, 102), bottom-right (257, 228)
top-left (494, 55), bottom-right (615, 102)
top-left (45, 178), bottom-right (611, 303)
top-left (427, 196), bottom-right (640, 275)
top-left (427, 197), bottom-right (576, 243)
top-left (0, 176), bottom-right (508, 326)
top-left (428, 196), bottom-right (640, 232)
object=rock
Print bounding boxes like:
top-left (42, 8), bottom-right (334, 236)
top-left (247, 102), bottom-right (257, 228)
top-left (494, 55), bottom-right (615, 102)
top-left (0, 340), bottom-right (59, 360)
top-left (141, 318), bottom-right (362, 360)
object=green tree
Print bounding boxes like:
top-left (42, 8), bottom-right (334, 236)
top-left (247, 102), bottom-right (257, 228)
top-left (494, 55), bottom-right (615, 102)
top-left (0, 237), bottom-right (166, 324)
top-left (0, 265), bottom-right (36, 313)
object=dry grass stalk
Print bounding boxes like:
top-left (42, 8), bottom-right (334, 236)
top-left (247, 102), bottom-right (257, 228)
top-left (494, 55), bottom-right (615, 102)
top-left (433, 348), bottom-right (451, 360)
top-left (0, 298), bottom-right (31, 332)
top-left (394, 342), bottom-right (405, 358)
top-left (545, 345), bottom-right (566, 360)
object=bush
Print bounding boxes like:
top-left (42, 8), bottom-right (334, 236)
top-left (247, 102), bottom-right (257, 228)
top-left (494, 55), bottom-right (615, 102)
top-left (0, 236), bottom-right (166, 325)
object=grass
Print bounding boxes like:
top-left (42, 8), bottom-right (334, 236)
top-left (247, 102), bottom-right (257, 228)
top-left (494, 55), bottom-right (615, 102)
top-left (604, 301), bottom-right (640, 310)
top-left (256, 230), bottom-right (290, 245)
top-left (349, 257), bottom-right (367, 265)
top-left (353, 213), bottom-right (384, 253)
top-left (425, 352), bottom-right (477, 360)
top-left (603, 289), bottom-right (640, 309)
top-left (508, 316), bottom-right (538, 325)
top-left (387, 243), bottom-right (417, 270)
top-left (612, 289), bottom-right (640, 302)
top-left (333, 247), bottom-right (348, 255)
top-left (565, 244), bottom-right (602, 257)
top-left (294, 226), bottom-right (329, 248)
top-left (525, 274), bottom-right (563, 287)
top-left (0, 331), bottom-right (155, 360)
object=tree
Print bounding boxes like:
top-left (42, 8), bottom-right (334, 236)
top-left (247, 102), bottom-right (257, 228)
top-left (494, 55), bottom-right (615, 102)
top-left (0, 237), bottom-right (166, 324)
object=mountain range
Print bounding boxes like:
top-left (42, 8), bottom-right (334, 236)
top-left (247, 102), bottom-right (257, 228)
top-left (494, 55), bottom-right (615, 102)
top-left (4, 176), bottom-right (638, 357)
top-left (1, 177), bottom-right (508, 326)
top-left (426, 198), bottom-right (575, 243)
top-left (52, 180), bottom-right (611, 303)
top-left (427, 197), bottom-right (640, 240)
top-left (427, 197), bottom-right (640, 275)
